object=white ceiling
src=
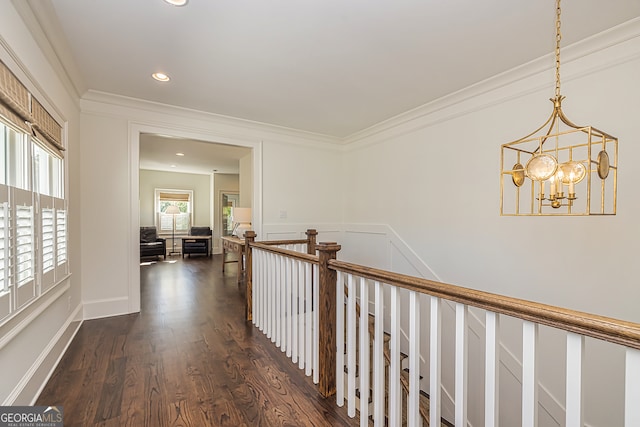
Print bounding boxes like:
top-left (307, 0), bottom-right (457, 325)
top-left (139, 134), bottom-right (251, 174)
top-left (22, 1), bottom-right (640, 171)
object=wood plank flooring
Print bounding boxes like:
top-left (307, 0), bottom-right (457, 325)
top-left (37, 255), bottom-right (355, 426)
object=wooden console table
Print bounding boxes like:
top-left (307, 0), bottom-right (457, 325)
top-left (221, 235), bottom-right (245, 284)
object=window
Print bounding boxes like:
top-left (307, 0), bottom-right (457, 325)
top-left (42, 208), bottom-right (54, 273)
top-left (7, 127), bottom-right (30, 191)
top-left (155, 190), bottom-right (193, 235)
top-left (0, 58), bottom-right (66, 324)
top-left (34, 142), bottom-right (63, 198)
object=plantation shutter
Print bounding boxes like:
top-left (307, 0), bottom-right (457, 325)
top-left (54, 198), bottom-right (68, 279)
top-left (40, 195), bottom-right (55, 292)
top-left (0, 184), bottom-right (9, 321)
top-left (13, 187), bottom-right (35, 309)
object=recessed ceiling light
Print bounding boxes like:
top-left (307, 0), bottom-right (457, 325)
top-left (176, 152), bottom-right (185, 156)
top-left (164, 0), bottom-right (188, 6)
top-left (170, 164), bottom-right (177, 168)
top-left (152, 72), bottom-right (170, 82)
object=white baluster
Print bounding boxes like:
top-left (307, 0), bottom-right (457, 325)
top-left (262, 251), bottom-right (267, 332)
top-left (373, 281), bottom-right (384, 426)
top-left (298, 260), bottom-right (305, 370)
top-left (305, 262), bottom-right (312, 376)
top-left (336, 271), bottom-right (345, 407)
top-left (281, 255), bottom-right (286, 353)
top-left (291, 257), bottom-right (297, 362)
top-left (268, 252), bottom-right (274, 341)
top-left (522, 321), bottom-right (538, 427)
top-left (389, 286), bottom-right (401, 426)
top-left (275, 254), bottom-right (281, 347)
top-left (252, 251), bottom-right (257, 325)
top-left (430, 296), bottom-right (442, 427)
top-left (566, 333), bottom-right (584, 427)
top-left (253, 248), bottom-right (262, 330)
top-left (485, 311), bottom-right (500, 427)
top-left (359, 277), bottom-right (370, 426)
top-left (286, 257), bottom-right (292, 358)
top-left (625, 348), bottom-right (640, 427)
top-left (347, 273), bottom-right (357, 417)
top-left (455, 303), bottom-right (468, 427)
top-left (257, 250), bottom-right (263, 329)
top-left (408, 291), bottom-right (421, 427)
top-left (313, 263), bottom-right (319, 384)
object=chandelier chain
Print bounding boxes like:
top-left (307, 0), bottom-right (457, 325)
top-left (555, 0), bottom-right (562, 99)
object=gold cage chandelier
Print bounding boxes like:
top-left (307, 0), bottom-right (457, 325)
top-left (500, 0), bottom-right (618, 216)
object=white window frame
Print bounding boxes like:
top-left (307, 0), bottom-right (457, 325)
top-left (154, 188), bottom-right (193, 236)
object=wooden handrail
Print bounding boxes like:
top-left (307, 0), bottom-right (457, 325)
top-left (258, 239), bottom-right (309, 246)
top-left (329, 259), bottom-right (640, 350)
top-left (249, 241), bottom-right (319, 265)
top-left (253, 229), bottom-right (317, 255)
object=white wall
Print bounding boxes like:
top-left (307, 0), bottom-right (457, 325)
top-left (139, 169), bottom-right (211, 228)
top-left (340, 21), bottom-right (640, 427)
top-left (77, 89), bottom-right (344, 317)
top-left (261, 138), bottom-right (343, 240)
top-left (0, 2), bottom-right (82, 405)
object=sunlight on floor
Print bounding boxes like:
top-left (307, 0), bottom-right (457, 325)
top-left (140, 261), bottom-right (156, 266)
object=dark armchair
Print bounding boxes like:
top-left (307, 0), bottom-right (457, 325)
top-left (140, 226), bottom-right (166, 259)
top-left (182, 226), bottom-right (212, 258)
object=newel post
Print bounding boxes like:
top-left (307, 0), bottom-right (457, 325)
top-left (305, 229), bottom-right (318, 255)
top-left (244, 230), bottom-right (256, 322)
top-left (316, 241), bottom-right (341, 397)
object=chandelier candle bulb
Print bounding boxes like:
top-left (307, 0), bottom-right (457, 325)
top-left (550, 176), bottom-right (556, 196)
top-left (569, 172), bottom-right (575, 194)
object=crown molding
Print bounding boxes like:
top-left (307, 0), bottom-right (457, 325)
top-left (344, 17), bottom-right (640, 149)
top-left (11, 0), bottom-right (85, 101)
top-left (81, 90), bottom-right (343, 149)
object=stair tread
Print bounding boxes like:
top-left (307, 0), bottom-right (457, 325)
top-left (346, 289), bottom-right (453, 426)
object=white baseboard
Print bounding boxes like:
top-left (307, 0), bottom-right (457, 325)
top-left (3, 303), bottom-right (83, 405)
top-left (83, 296), bottom-right (130, 320)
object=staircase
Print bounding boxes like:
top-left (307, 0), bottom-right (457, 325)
top-left (248, 231), bottom-right (640, 427)
top-left (345, 289), bottom-right (450, 426)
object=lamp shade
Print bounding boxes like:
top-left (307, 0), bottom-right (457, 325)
top-left (232, 207), bottom-right (251, 224)
top-left (165, 205), bottom-right (181, 215)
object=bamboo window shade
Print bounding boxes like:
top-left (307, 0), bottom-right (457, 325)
top-left (159, 192), bottom-right (190, 202)
top-left (0, 59), bottom-right (64, 156)
top-left (0, 60), bottom-right (30, 132)
top-left (31, 98), bottom-right (64, 154)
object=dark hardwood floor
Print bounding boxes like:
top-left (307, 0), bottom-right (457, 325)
top-left (37, 254), bottom-right (355, 426)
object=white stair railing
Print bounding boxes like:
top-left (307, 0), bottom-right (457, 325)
top-left (328, 258), bottom-right (640, 427)
top-left (245, 231), bottom-right (640, 427)
top-left (250, 240), bottom-right (319, 383)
